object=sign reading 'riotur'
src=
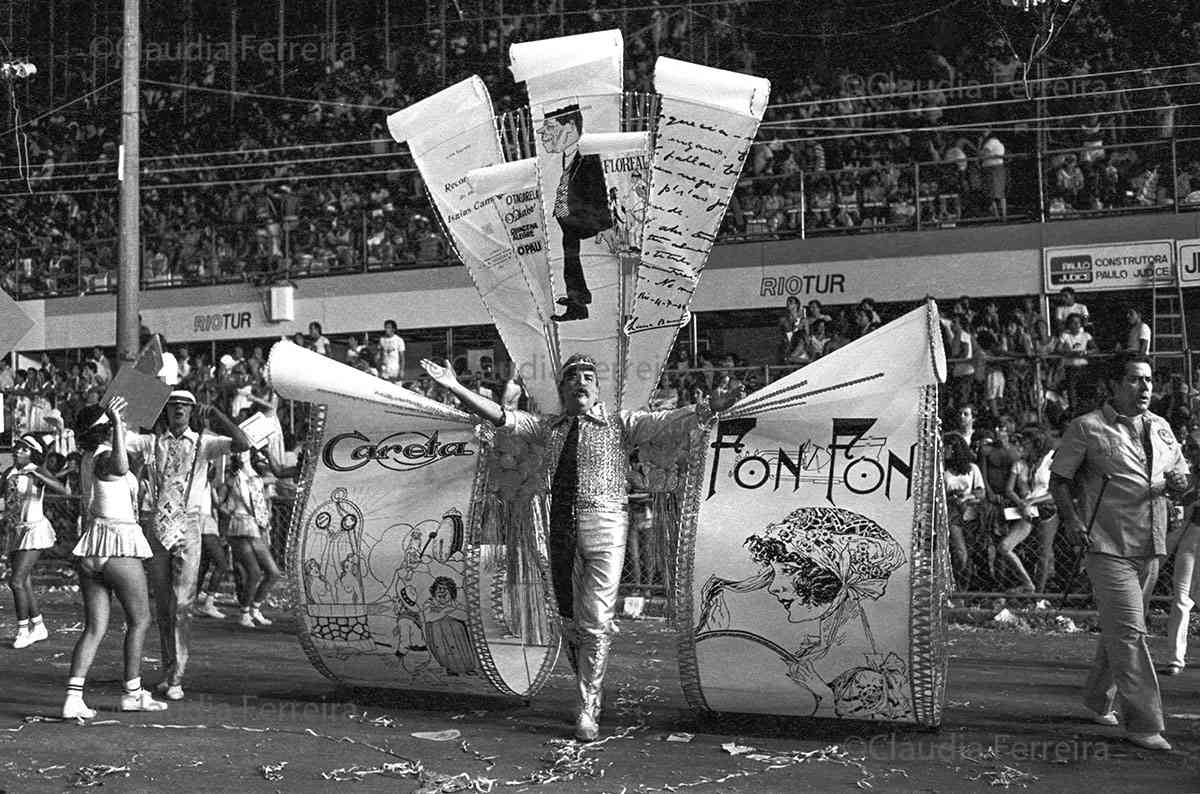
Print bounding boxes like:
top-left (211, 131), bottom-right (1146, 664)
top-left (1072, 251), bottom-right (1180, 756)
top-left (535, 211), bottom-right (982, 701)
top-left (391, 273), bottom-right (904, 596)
top-left (321, 430), bottom-right (474, 472)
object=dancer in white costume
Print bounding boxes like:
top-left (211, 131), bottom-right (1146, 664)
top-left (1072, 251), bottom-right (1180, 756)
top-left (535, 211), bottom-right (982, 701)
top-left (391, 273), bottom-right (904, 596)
top-left (421, 353), bottom-right (740, 741)
top-left (63, 398), bottom-right (167, 718)
top-left (4, 433), bottom-right (68, 648)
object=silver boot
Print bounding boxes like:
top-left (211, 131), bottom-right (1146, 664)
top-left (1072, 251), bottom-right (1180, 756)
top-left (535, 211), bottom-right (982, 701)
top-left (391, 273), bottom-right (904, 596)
top-left (574, 633), bottom-right (610, 741)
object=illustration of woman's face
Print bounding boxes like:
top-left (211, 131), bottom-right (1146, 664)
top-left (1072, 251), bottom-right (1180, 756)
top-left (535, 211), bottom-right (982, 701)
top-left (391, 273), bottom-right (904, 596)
top-left (433, 584), bottom-right (452, 605)
top-left (767, 561), bottom-right (844, 624)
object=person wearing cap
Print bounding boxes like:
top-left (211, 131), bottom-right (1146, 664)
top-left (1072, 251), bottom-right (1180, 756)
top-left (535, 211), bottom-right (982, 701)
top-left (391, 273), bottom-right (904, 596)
top-left (4, 433), bottom-right (69, 649)
top-left (42, 408), bottom-right (76, 457)
top-left (539, 104), bottom-right (612, 322)
top-left (126, 389), bottom-right (250, 701)
top-left (420, 353), bottom-right (741, 741)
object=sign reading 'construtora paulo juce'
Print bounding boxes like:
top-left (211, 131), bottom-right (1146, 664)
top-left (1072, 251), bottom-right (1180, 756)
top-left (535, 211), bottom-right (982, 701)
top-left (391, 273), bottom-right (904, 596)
top-left (1043, 239), bottom-right (1174, 292)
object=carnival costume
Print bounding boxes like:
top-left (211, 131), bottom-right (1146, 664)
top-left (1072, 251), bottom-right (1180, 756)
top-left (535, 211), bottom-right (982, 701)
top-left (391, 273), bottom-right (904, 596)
top-left (499, 355), bottom-right (710, 734)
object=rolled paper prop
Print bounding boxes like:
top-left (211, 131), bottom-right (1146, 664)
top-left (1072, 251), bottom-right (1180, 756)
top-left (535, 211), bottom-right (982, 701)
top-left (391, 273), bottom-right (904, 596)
top-left (724, 301), bottom-right (948, 419)
top-left (511, 30), bottom-right (625, 402)
top-left (676, 303), bottom-right (949, 726)
top-left (388, 79), bottom-right (558, 417)
top-left (621, 58), bottom-right (770, 410)
top-left (466, 159), bottom-right (561, 411)
top-left (268, 340), bottom-right (471, 425)
top-left (269, 341), bottom-right (560, 697)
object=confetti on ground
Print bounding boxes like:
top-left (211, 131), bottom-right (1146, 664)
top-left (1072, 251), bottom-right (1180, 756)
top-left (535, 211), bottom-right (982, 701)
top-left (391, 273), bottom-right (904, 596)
top-left (1168, 713), bottom-right (1200, 720)
top-left (961, 747), bottom-right (1039, 789)
top-left (322, 761), bottom-right (422, 782)
top-left (347, 711), bottom-right (398, 729)
top-left (641, 743), bottom-right (873, 791)
top-left (460, 739), bottom-right (498, 770)
top-left (665, 733), bottom-right (694, 743)
top-left (7, 717), bottom-right (495, 793)
top-left (413, 729), bottom-right (462, 742)
top-left (415, 770), bottom-right (496, 793)
top-left (504, 723), bottom-right (645, 786)
top-left (260, 760), bottom-right (288, 781)
top-left (70, 760), bottom-right (133, 788)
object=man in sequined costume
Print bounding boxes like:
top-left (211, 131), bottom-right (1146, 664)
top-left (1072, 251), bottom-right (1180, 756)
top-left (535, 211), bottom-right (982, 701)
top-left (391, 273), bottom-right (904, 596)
top-left (421, 354), bottom-right (736, 741)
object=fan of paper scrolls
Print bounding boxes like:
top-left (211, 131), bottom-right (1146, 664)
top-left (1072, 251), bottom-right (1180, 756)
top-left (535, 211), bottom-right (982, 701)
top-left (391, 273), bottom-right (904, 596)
top-left (269, 29), bottom-right (951, 726)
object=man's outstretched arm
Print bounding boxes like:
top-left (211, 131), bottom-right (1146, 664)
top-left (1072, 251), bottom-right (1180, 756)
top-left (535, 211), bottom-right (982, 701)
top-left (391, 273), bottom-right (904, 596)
top-left (420, 358), bottom-right (506, 426)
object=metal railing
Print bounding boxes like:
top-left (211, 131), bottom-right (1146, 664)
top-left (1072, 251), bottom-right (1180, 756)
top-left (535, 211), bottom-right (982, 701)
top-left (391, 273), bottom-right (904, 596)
top-left (6, 130), bottom-right (1200, 301)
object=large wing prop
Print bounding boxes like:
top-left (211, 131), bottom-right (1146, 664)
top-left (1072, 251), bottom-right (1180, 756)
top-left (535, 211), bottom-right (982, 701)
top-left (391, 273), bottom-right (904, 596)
top-left (675, 302), bottom-right (950, 726)
top-left (270, 341), bottom-right (559, 696)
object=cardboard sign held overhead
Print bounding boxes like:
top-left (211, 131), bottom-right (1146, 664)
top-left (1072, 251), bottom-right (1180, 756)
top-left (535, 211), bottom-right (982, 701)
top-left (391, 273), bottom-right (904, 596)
top-left (100, 366), bottom-right (171, 432)
top-left (238, 411), bottom-right (276, 449)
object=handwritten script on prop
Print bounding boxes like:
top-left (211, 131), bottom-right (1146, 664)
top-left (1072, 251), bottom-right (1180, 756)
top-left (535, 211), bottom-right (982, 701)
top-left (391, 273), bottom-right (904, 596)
top-left (627, 103), bottom-right (758, 334)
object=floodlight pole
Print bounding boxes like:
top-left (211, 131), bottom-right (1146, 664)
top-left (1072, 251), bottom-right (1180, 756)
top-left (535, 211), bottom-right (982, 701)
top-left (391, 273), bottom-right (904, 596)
top-left (116, 0), bottom-right (140, 368)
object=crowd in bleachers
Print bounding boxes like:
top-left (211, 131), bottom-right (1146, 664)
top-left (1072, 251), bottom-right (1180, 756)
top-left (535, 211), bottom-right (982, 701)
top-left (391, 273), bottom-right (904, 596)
top-left (2, 2), bottom-right (1200, 297)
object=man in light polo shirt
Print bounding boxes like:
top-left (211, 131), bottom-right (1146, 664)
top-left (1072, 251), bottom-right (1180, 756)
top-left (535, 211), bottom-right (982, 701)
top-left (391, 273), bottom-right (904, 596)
top-left (1050, 353), bottom-right (1189, 751)
top-left (129, 390), bottom-right (250, 700)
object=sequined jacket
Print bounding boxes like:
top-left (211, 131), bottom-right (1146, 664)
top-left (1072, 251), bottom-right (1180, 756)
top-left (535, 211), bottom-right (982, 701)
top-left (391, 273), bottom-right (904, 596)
top-left (500, 402), bottom-right (704, 512)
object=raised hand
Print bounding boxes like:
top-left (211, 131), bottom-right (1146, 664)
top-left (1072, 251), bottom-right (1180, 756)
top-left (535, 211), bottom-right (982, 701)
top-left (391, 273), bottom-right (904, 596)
top-left (709, 381), bottom-right (746, 414)
top-left (420, 358), bottom-right (459, 389)
top-left (104, 395), bottom-right (128, 423)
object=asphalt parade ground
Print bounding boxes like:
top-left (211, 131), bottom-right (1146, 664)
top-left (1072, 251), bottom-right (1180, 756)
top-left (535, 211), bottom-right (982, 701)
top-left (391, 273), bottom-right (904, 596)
top-left (0, 588), bottom-right (1198, 793)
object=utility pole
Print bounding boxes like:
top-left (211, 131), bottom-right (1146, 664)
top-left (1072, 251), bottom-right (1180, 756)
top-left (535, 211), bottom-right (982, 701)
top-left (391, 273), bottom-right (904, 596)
top-left (116, 0), bottom-right (140, 366)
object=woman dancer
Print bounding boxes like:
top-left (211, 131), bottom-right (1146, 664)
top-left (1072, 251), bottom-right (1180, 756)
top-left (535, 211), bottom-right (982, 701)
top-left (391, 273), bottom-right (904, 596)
top-left (222, 449), bottom-right (280, 628)
top-left (63, 398), bottom-right (166, 718)
top-left (5, 434), bottom-right (68, 648)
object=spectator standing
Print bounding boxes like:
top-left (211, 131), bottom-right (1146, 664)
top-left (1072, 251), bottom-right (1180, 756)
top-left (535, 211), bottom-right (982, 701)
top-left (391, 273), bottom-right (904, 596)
top-left (307, 322), bottom-right (331, 356)
top-left (1050, 353), bottom-right (1189, 752)
top-left (89, 347), bottom-right (112, 385)
top-left (1055, 313), bottom-right (1096, 414)
top-left (1021, 427), bottom-right (1060, 594)
top-left (379, 319), bottom-right (406, 382)
top-left (1164, 433), bottom-right (1200, 677)
top-left (980, 130), bottom-right (1007, 219)
top-left (943, 433), bottom-right (983, 591)
top-left (947, 314), bottom-right (975, 407)
top-left (1121, 307), bottom-right (1151, 355)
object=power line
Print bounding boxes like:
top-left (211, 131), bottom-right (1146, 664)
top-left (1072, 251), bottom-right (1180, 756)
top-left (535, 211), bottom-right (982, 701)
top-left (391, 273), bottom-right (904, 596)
top-left (761, 77), bottom-right (1200, 130)
top-left (765, 99), bottom-right (1200, 147)
top-left (141, 79), bottom-right (396, 112)
top-left (765, 59), bottom-right (1200, 113)
top-left (0, 78), bottom-right (120, 139)
top-left (0, 138), bottom-right (395, 174)
top-left (692, 0), bottom-right (970, 39)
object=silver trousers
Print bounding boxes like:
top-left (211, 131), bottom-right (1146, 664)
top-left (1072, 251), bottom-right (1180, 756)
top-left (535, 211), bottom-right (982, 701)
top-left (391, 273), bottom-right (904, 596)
top-left (555, 508), bottom-right (627, 719)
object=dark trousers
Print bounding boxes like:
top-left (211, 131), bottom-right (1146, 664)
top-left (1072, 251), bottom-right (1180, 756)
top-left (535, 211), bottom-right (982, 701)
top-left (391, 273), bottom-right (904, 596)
top-left (561, 231), bottom-right (591, 304)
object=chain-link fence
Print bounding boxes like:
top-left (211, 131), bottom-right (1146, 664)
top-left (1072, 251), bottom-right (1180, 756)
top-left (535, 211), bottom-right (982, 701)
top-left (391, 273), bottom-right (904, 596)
top-left (616, 489), bottom-right (1190, 606)
top-left (14, 492), bottom-right (1184, 607)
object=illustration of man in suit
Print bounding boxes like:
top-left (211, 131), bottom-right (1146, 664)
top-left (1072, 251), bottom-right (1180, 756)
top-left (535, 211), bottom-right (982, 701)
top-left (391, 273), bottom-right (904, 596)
top-left (539, 104), bottom-right (612, 322)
